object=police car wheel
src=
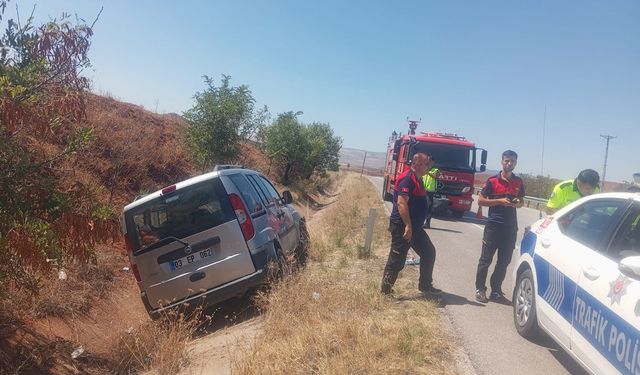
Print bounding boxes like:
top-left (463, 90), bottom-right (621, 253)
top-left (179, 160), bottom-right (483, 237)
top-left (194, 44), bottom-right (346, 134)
top-left (513, 268), bottom-right (539, 338)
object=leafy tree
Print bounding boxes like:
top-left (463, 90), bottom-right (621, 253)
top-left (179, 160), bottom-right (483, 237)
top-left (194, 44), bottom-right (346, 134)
top-left (303, 122), bottom-right (342, 178)
top-left (0, 2), bottom-right (118, 293)
top-left (519, 174), bottom-right (560, 199)
top-left (264, 111), bottom-right (307, 184)
top-left (263, 112), bottom-right (342, 184)
top-left (184, 75), bottom-right (266, 170)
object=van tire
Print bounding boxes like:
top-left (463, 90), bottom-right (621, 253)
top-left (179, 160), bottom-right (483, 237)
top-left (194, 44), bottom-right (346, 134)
top-left (268, 243), bottom-right (290, 280)
top-left (295, 221), bottom-right (310, 268)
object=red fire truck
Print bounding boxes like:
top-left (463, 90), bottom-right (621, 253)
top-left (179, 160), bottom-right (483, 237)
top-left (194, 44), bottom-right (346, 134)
top-left (383, 120), bottom-right (487, 218)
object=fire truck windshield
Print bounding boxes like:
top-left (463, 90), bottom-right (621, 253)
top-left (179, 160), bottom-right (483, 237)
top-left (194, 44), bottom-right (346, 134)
top-left (415, 143), bottom-right (474, 172)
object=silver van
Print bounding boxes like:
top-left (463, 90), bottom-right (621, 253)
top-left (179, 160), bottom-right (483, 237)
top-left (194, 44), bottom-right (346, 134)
top-left (122, 167), bottom-right (309, 318)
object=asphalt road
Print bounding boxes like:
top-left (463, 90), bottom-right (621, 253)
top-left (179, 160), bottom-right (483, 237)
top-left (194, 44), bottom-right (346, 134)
top-left (367, 176), bottom-right (588, 375)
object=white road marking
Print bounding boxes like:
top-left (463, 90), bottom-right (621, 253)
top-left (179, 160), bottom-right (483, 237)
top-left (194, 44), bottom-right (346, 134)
top-left (472, 224), bottom-right (483, 230)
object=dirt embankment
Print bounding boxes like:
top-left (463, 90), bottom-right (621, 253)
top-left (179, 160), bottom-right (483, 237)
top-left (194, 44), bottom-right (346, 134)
top-left (1, 92), bottom-right (329, 374)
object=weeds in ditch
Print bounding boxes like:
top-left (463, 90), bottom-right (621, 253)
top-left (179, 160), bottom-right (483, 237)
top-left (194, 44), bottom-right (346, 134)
top-left (110, 306), bottom-right (209, 375)
top-left (233, 173), bottom-right (455, 375)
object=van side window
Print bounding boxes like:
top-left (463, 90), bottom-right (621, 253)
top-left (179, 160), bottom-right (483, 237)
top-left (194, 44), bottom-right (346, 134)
top-left (259, 176), bottom-right (282, 205)
top-left (228, 174), bottom-right (264, 215)
top-left (247, 174), bottom-right (272, 206)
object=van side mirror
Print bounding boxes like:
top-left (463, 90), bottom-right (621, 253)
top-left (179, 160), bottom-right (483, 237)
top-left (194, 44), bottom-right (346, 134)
top-left (481, 150), bottom-right (488, 165)
top-left (282, 190), bottom-right (293, 205)
top-left (619, 255), bottom-right (640, 280)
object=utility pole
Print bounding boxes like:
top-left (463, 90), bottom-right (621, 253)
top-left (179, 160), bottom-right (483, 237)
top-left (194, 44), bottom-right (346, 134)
top-left (360, 150), bottom-right (368, 178)
top-left (541, 105), bottom-right (546, 176)
top-left (600, 134), bottom-right (616, 189)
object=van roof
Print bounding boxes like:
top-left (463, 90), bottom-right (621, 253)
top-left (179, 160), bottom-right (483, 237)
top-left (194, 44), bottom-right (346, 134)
top-left (123, 168), bottom-right (252, 212)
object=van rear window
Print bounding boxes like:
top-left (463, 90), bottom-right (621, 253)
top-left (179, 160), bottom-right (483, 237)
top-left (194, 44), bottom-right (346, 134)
top-left (125, 178), bottom-right (234, 252)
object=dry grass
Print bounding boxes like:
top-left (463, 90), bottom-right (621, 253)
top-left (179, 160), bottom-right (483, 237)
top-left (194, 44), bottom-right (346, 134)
top-left (232, 173), bottom-right (456, 375)
top-left (110, 309), bottom-right (207, 375)
top-left (1, 246), bottom-right (121, 320)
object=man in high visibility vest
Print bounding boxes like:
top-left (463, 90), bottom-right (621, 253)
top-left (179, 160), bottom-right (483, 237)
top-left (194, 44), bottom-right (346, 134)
top-left (546, 169), bottom-right (600, 214)
top-left (422, 166), bottom-right (440, 228)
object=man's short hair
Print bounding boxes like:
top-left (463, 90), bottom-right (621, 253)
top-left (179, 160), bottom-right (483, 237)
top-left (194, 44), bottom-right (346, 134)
top-left (502, 150), bottom-right (518, 159)
top-left (577, 169), bottom-right (600, 187)
top-left (412, 152), bottom-right (431, 163)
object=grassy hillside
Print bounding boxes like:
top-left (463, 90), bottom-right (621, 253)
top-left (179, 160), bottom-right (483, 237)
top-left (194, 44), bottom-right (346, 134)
top-left (1, 93), bottom-right (211, 374)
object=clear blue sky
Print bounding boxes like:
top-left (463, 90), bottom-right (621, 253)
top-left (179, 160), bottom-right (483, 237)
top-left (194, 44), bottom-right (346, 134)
top-left (14, 0), bottom-right (639, 182)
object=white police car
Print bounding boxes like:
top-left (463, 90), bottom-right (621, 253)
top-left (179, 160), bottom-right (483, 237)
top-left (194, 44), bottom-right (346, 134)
top-left (513, 192), bottom-right (640, 375)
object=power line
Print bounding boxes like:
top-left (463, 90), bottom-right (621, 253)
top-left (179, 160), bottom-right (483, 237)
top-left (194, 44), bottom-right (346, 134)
top-left (600, 134), bottom-right (616, 188)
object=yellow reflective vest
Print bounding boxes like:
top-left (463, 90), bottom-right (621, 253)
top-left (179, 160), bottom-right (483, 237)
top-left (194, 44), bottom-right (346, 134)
top-left (547, 179), bottom-right (600, 210)
top-left (422, 168), bottom-right (439, 193)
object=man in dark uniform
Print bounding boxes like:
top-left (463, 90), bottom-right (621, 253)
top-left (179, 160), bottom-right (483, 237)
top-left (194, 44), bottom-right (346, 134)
top-left (474, 150), bottom-right (525, 303)
top-left (381, 152), bottom-right (441, 295)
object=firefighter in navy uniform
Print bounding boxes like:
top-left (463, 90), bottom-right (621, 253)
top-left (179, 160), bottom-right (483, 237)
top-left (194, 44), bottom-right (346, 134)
top-left (381, 152), bottom-right (442, 295)
top-left (474, 150), bottom-right (525, 303)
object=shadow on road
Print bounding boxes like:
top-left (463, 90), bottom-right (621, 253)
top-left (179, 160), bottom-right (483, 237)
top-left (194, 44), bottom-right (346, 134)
top-left (490, 296), bottom-right (513, 306)
top-left (425, 226), bottom-right (462, 234)
top-left (433, 210), bottom-right (487, 225)
top-left (395, 291), bottom-right (485, 307)
top-left (435, 291), bottom-right (486, 307)
top-left (548, 347), bottom-right (590, 375)
top-left (525, 334), bottom-right (589, 374)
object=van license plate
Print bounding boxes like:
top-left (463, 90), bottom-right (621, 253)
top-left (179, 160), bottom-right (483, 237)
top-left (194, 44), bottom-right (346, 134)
top-left (169, 248), bottom-right (214, 271)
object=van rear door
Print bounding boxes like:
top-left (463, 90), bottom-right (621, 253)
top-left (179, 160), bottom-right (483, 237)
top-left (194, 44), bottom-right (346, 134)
top-left (124, 178), bottom-right (256, 310)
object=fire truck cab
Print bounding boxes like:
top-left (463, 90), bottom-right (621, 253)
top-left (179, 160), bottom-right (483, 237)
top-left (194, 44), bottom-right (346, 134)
top-left (383, 123), bottom-right (487, 218)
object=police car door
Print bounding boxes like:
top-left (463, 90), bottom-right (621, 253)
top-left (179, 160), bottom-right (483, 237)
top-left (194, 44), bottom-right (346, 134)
top-left (532, 205), bottom-right (601, 349)
top-left (573, 201), bottom-right (640, 375)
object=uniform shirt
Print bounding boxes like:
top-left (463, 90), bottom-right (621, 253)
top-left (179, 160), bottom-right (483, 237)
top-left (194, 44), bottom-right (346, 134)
top-left (390, 169), bottom-right (429, 227)
top-left (481, 173), bottom-right (525, 227)
top-left (422, 167), bottom-right (440, 193)
top-left (547, 179), bottom-right (601, 211)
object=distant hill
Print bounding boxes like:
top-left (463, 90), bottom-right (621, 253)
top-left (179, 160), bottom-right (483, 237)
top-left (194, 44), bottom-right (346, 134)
top-left (339, 147), bottom-right (386, 174)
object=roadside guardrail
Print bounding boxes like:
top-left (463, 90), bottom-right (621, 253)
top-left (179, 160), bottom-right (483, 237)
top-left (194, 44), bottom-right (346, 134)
top-left (473, 187), bottom-right (548, 211)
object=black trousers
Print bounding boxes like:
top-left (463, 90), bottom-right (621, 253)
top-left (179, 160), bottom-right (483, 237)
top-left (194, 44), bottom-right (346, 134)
top-left (475, 223), bottom-right (518, 292)
top-left (425, 192), bottom-right (435, 224)
top-left (381, 221), bottom-right (436, 293)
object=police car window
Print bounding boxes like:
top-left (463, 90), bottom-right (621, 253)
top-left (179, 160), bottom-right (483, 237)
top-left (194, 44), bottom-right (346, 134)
top-left (608, 206), bottom-right (640, 261)
top-left (228, 174), bottom-right (264, 215)
top-left (558, 200), bottom-right (625, 251)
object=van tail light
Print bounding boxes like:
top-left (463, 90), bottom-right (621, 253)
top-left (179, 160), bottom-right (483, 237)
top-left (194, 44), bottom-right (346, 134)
top-left (161, 184), bottom-right (176, 195)
top-left (124, 235), bottom-right (142, 282)
top-left (229, 193), bottom-right (255, 240)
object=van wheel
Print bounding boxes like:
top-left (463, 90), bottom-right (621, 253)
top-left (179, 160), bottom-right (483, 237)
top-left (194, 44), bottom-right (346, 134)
top-left (295, 221), bottom-right (310, 268)
top-left (268, 244), bottom-right (290, 281)
top-left (513, 268), bottom-right (539, 339)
